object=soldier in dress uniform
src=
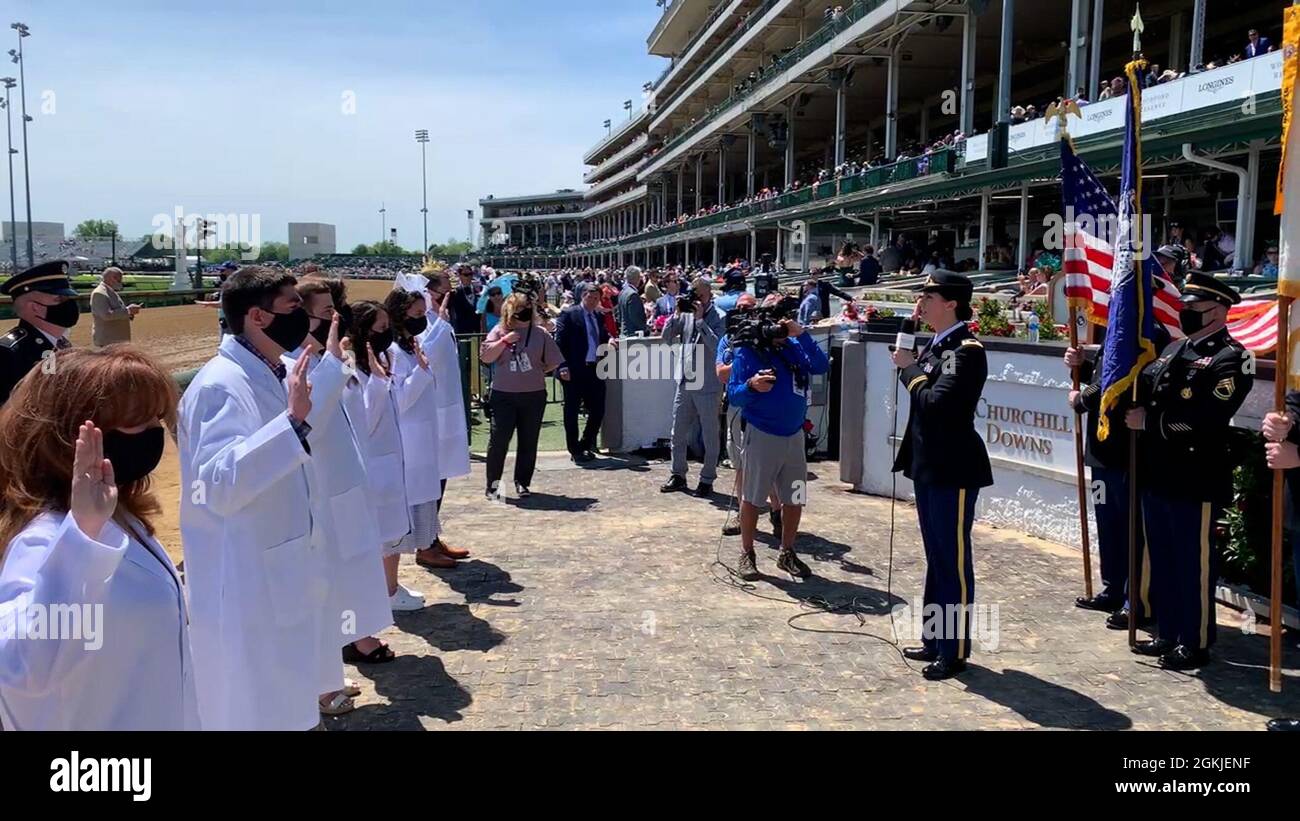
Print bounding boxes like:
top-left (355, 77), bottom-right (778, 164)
top-left (1125, 273), bottom-right (1252, 670)
top-left (890, 271), bottom-right (993, 680)
top-left (0, 260), bottom-right (81, 405)
top-left (1065, 324), bottom-right (1166, 630)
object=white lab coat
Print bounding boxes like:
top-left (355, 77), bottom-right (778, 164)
top-left (387, 342), bottom-right (442, 507)
top-left (0, 511), bottom-right (198, 731)
top-left (421, 313), bottom-right (472, 480)
top-left (343, 368), bottom-right (411, 545)
top-left (178, 335), bottom-right (331, 731)
top-left (285, 349), bottom-right (392, 692)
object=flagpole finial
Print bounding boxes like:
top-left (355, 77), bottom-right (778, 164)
top-left (1131, 3), bottom-right (1145, 55)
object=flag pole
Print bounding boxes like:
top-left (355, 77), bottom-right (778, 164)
top-left (1270, 295), bottom-right (1290, 693)
top-left (1069, 306), bottom-right (1095, 599)
top-left (1124, 14), bottom-right (1147, 648)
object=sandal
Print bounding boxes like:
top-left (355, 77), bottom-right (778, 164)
top-left (342, 642), bottom-right (397, 665)
top-left (318, 692), bottom-right (355, 716)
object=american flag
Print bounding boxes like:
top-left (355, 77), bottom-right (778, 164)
top-left (1061, 139), bottom-right (1279, 354)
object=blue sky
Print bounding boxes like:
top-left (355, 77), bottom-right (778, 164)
top-left (4, 0), bottom-right (665, 250)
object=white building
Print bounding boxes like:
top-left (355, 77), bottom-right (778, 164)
top-left (288, 222), bottom-right (337, 260)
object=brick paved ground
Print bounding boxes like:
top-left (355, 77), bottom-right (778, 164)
top-left (329, 453), bottom-right (1300, 731)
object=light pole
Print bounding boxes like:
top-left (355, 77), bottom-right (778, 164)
top-left (379, 202), bottom-right (386, 248)
top-left (10, 22), bottom-right (31, 268)
top-left (466, 209), bottom-right (473, 250)
top-left (1, 77), bottom-right (16, 271)
top-left (416, 129), bottom-right (429, 256)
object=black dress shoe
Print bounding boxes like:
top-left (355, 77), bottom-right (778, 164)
top-left (572, 451), bottom-right (594, 464)
top-left (694, 482), bottom-right (714, 498)
top-left (1158, 645), bottom-right (1210, 671)
top-left (515, 483), bottom-right (531, 498)
top-left (1075, 593), bottom-right (1123, 612)
top-left (922, 657), bottom-right (968, 680)
top-left (1267, 718), bottom-right (1300, 732)
top-left (903, 646), bottom-right (938, 662)
top-left (1132, 638), bottom-right (1175, 657)
top-left (660, 475), bottom-right (688, 493)
top-left (1106, 610), bottom-right (1154, 631)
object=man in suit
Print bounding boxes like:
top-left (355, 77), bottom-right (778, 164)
top-left (660, 276), bottom-right (728, 496)
top-left (89, 266), bottom-right (141, 348)
top-left (616, 266), bottom-right (647, 337)
top-left (1245, 28), bottom-right (1273, 59)
top-left (554, 283), bottom-right (610, 463)
top-left (0, 260), bottom-right (80, 405)
top-left (891, 272), bottom-right (993, 680)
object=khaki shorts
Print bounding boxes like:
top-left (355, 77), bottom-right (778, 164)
top-left (740, 425), bottom-right (806, 507)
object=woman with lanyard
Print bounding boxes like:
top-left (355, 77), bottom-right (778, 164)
top-left (480, 292), bottom-right (568, 499)
top-left (0, 347), bottom-right (198, 729)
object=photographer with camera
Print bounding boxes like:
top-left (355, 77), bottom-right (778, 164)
top-left (660, 277), bottom-right (727, 496)
top-left (725, 294), bottom-right (830, 580)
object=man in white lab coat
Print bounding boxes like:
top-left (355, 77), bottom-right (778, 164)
top-left (178, 267), bottom-right (337, 731)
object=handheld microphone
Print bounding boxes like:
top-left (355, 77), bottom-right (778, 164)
top-left (895, 317), bottom-right (918, 354)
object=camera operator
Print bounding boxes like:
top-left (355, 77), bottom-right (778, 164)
top-left (725, 294), bottom-right (830, 580)
top-left (660, 277), bottom-right (727, 496)
top-left (889, 272), bottom-right (992, 681)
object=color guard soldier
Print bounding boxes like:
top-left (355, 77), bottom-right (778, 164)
top-left (890, 271), bottom-right (993, 680)
top-left (1065, 321), bottom-right (1171, 631)
top-left (1126, 273), bottom-right (1252, 670)
top-left (0, 260), bottom-right (81, 405)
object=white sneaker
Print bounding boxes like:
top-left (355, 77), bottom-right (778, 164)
top-left (389, 585), bottom-right (426, 612)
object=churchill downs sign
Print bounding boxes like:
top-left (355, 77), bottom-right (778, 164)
top-left (977, 398), bottom-right (1073, 457)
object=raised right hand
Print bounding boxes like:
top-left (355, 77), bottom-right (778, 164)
top-left (287, 350), bottom-right (314, 422)
top-left (367, 342), bottom-right (389, 379)
top-left (70, 421), bottom-right (117, 540)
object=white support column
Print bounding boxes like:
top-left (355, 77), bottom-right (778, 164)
top-left (832, 69), bottom-right (848, 166)
top-left (960, 11), bottom-right (977, 136)
top-left (1067, 0), bottom-right (1089, 98)
top-left (1190, 0), bottom-right (1206, 72)
top-left (1241, 140), bottom-right (1262, 273)
top-left (785, 99), bottom-right (796, 187)
top-left (978, 190), bottom-right (991, 273)
top-left (747, 117), bottom-right (757, 197)
top-left (885, 51), bottom-right (899, 161)
top-left (712, 236), bottom-right (720, 267)
top-left (750, 229), bottom-right (757, 262)
top-left (676, 164), bottom-right (685, 218)
top-left (919, 104), bottom-right (930, 145)
top-left (1017, 182), bottom-right (1030, 270)
top-left (1090, 0), bottom-right (1104, 98)
top-left (695, 154), bottom-right (704, 212)
top-left (718, 145), bottom-right (727, 206)
top-left (776, 226), bottom-right (783, 267)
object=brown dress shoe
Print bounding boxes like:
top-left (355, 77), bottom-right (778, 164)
top-left (416, 548), bottom-right (457, 570)
top-left (435, 540), bottom-right (470, 559)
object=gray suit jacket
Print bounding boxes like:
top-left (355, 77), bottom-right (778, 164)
top-left (616, 284), bottom-right (647, 337)
top-left (90, 282), bottom-right (132, 347)
top-left (661, 306), bottom-right (725, 394)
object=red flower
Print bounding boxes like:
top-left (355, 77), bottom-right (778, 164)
top-left (802, 419), bottom-right (814, 433)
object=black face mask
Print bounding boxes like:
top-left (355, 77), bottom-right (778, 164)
top-left (309, 316), bottom-right (332, 347)
top-left (404, 316), bottom-right (428, 337)
top-left (102, 426), bottom-right (165, 486)
top-left (369, 329), bottom-right (394, 354)
top-left (263, 307), bottom-right (311, 352)
top-left (1179, 306), bottom-right (1213, 335)
top-left (515, 308), bottom-right (534, 324)
top-left (42, 299), bottom-right (81, 329)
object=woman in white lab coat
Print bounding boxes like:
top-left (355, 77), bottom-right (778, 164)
top-left (290, 280), bottom-right (395, 715)
top-left (420, 270), bottom-right (473, 561)
top-left (0, 347), bottom-right (198, 730)
top-left (383, 286), bottom-right (458, 570)
top-left (343, 300), bottom-right (425, 612)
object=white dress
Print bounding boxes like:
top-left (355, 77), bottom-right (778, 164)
top-left (387, 342), bottom-right (443, 550)
top-left (0, 511), bottom-right (199, 731)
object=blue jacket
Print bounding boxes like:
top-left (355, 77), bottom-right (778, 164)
top-left (726, 333), bottom-right (830, 436)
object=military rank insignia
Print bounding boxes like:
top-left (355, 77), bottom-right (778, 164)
top-left (1213, 378), bottom-right (1236, 401)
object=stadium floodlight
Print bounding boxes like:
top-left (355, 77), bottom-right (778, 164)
top-left (415, 130), bottom-right (430, 254)
top-left (2, 76), bottom-right (15, 271)
top-left (10, 22), bottom-right (31, 267)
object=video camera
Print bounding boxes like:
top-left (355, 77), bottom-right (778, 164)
top-left (676, 288), bottom-right (699, 313)
top-left (726, 294), bottom-right (800, 351)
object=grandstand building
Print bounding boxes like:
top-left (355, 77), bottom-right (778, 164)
top-left (482, 0), bottom-right (1283, 279)
top-left (478, 190), bottom-right (588, 268)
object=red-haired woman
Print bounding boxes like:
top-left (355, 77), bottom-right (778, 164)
top-left (0, 346), bottom-right (197, 730)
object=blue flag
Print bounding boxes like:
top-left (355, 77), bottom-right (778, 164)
top-left (1096, 60), bottom-right (1161, 442)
